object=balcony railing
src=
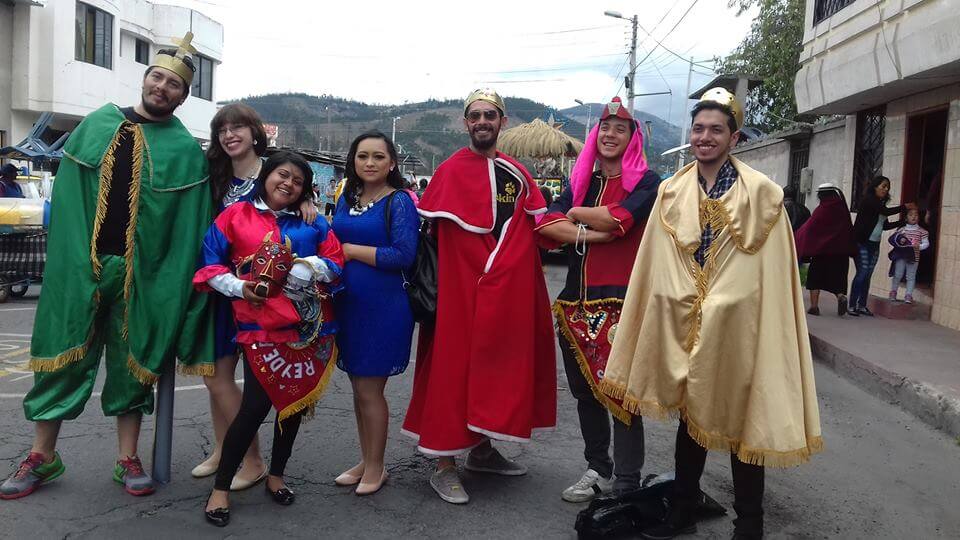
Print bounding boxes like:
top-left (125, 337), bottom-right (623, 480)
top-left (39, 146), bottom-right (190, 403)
top-left (814, 0), bottom-right (857, 24)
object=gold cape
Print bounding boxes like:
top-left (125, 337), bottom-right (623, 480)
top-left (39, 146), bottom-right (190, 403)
top-left (600, 156), bottom-right (823, 468)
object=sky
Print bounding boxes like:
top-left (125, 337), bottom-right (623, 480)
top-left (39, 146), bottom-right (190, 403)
top-left (167, 0), bottom-right (757, 128)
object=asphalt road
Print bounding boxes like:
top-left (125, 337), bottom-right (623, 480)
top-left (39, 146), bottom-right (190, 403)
top-left (1, 263), bottom-right (959, 539)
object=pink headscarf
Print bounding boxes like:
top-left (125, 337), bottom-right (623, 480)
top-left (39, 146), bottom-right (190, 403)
top-left (569, 120), bottom-right (649, 207)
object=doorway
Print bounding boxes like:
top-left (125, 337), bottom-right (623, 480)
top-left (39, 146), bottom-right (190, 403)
top-left (900, 108), bottom-right (948, 288)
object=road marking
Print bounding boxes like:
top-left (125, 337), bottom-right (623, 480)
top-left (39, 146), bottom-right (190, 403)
top-left (0, 333), bottom-right (31, 337)
top-left (0, 307), bottom-right (36, 312)
top-left (0, 379), bottom-right (244, 399)
top-left (9, 373), bottom-right (32, 382)
top-left (0, 347), bottom-right (29, 360)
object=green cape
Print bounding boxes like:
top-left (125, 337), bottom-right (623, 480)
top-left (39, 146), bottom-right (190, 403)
top-left (30, 104), bottom-right (214, 383)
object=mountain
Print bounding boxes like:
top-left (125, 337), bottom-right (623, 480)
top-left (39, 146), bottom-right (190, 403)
top-left (229, 93), bottom-right (680, 174)
top-left (559, 104), bottom-right (683, 173)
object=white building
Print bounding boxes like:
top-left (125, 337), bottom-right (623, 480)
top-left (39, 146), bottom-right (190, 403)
top-left (790, 0), bottom-right (960, 330)
top-left (0, 0), bottom-right (223, 148)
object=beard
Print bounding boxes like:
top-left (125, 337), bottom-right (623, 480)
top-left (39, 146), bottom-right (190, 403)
top-left (469, 125), bottom-right (499, 151)
top-left (141, 91), bottom-right (181, 118)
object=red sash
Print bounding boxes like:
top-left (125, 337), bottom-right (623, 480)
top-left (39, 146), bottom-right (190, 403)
top-left (241, 334), bottom-right (337, 423)
top-left (554, 299), bottom-right (632, 425)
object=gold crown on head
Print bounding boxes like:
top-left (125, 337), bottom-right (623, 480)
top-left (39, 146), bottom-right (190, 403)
top-left (698, 87), bottom-right (744, 130)
top-left (464, 88), bottom-right (505, 116)
top-left (150, 31), bottom-right (197, 87)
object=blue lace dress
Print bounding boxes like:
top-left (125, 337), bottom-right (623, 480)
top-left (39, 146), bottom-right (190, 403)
top-left (332, 191), bottom-right (419, 376)
top-left (212, 176), bottom-right (258, 358)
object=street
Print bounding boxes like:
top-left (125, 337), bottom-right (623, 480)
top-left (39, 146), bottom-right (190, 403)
top-left (1, 262), bottom-right (959, 539)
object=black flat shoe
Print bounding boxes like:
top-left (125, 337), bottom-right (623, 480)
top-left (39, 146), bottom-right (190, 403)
top-left (266, 485), bottom-right (295, 505)
top-left (205, 507), bottom-right (230, 527)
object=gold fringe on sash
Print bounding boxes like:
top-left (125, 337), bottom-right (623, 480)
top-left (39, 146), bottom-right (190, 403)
top-left (277, 344), bottom-right (339, 425)
top-left (553, 301), bottom-right (633, 426)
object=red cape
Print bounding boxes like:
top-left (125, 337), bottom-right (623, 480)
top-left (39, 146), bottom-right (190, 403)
top-left (402, 148), bottom-right (557, 454)
top-left (795, 197), bottom-right (856, 258)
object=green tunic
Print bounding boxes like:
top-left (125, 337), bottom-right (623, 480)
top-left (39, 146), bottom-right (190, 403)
top-left (30, 104), bottom-right (214, 383)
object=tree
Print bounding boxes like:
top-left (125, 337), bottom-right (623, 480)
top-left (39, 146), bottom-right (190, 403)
top-left (720, 0), bottom-right (810, 131)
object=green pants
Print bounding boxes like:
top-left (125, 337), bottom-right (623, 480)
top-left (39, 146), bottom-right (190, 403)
top-left (24, 255), bottom-right (154, 421)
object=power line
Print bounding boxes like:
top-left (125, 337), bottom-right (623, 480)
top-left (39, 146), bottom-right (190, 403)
top-left (635, 0), bottom-right (701, 66)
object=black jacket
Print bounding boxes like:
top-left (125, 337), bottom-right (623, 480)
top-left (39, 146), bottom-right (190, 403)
top-left (853, 196), bottom-right (903, 243)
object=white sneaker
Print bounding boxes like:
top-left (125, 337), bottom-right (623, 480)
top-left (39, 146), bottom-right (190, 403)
top-left (561, 469), bottom-right (612, 503)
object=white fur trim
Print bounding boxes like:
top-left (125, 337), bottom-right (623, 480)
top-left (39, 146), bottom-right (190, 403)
top-left (417, 209), bottom-right (492, 234)
top-left (400, 428), bottom-right (484, 456)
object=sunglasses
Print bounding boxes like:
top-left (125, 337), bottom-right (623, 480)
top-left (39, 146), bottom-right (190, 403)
top-left (466, 110), bottom-right (500, 122)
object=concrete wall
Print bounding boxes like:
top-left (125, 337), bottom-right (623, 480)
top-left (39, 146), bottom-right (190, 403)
top-left (6, 0), bottom-right (223, 141)
top-left (796, 0), bottom-right (960, 115)
top-left (731, 120), bottom-right (850, 212)
top-left (0, 3), bottom-right (13, 144)
top-left (871, 86), bottom-right (960, 330)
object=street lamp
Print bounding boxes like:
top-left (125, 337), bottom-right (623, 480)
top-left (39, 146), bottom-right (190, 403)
top-left (604, 10), bottom-right (638, 116)
top-left (574, 98), bottom-right (592, 141)
top-left (391, 116), bottom-right (401, 143)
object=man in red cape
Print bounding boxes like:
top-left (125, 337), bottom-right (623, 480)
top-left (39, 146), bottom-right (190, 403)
top-left (402, 88), bottom-right (557, 504)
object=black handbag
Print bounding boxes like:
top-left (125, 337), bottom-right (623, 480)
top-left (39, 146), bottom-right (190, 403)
top-left (385, 192), bottom-right (438, 324)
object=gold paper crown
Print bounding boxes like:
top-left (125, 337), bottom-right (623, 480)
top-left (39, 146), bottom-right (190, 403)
top-left (698, 87), bottom-right (744, 130)
top-left (464, 88), bottom-right (506, 116)
top-left (150, 31), bottom-right (197, 87)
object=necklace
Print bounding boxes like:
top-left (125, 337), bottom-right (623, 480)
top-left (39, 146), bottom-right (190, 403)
top-left (223, 160), bottom-right (262, 206)
top-left (349, 185), bottom-right (390, 216)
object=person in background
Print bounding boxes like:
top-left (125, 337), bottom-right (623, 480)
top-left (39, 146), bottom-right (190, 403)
top-left (887, 207), bottom-right (930, 304)
top-left (0, 164), bottom-right (24, 198)
top-left (783, 184), bottom-right (810, 232)
top-left (404, 179), bottom-right (420, 206)
top-left (795, 183), bottom-right (856, 316)
top-left (849, 175), bottom-right (915, 316)
top-left (324, 178), bottom-right (338, 217)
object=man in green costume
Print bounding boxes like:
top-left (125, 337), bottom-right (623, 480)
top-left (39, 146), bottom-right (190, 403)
top-left (1, 33), bottom-right (214, 500)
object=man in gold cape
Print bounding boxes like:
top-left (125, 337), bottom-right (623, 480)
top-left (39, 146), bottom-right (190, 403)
top-left (600, 89), bottom-right (822, 540)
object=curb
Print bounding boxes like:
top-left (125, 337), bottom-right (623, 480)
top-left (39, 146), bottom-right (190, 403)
top-left (809, 333), bottom-right (960, 439)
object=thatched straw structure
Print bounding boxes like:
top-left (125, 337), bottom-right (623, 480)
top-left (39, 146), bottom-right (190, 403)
top-left (498, 118), bottom-right (584, 158)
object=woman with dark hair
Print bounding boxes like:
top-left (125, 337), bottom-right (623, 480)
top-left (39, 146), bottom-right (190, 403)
top-left (795, 184), bottom-right (855, 316)
top-left (849, 175), bottom-right (913, 316)
top-left (195, 151), bottom-right (343, 525)
top-left (194, 104), bottom-right (320, 488)
top-left (331, 131), bottom-right (418, 495)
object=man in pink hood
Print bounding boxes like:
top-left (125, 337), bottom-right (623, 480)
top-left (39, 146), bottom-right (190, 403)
top-left (537, 97), bottom-right (661, 502)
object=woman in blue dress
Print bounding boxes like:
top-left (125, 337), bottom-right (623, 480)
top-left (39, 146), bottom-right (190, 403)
top-left (332, 131), bottom-right (418, 495)
top-left (193, 103), bottom-right (318, 489)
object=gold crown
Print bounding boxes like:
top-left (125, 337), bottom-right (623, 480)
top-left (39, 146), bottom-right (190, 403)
top-left (464, 88), bottom-right (505, 116)
top-left (698, 87), bottom-right (744, 130)
top-left (150, 31), bottom-right (197, 87)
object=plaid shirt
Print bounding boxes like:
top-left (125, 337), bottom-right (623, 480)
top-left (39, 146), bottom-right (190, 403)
top-left (694, 160), bottom-right (738, 266)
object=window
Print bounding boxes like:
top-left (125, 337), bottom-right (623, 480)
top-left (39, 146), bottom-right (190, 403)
top-left (191, 54), bottom-right (214, 101)
top-left (788, 137), bottom-right (810, 206)
top-left (75, 2), bottom-right (113, 69)
top-left (813, 0), bottom-right (857, 25)
top-left (852, 106), bottom-right (886, 211)
top-left (135, 38), bottom-right (150, 65)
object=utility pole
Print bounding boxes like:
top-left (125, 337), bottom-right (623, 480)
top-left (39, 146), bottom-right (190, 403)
top-left (604, 11), bottom-right (638, 115)
top-left (392, 116), bottom-right (400, 143)
top-left (574, 99), bottom-right (592, 140)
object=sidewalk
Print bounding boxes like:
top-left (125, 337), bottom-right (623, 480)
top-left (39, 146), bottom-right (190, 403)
top-left (805, 294), bottom-right (960, 438)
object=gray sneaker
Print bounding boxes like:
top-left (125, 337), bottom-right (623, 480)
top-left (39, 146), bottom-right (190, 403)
top-left (0, 452), bottom-right (65, 500)
top-left (430, 466), bottom-right (469, 504)
top-left (113, 456), bottom-right (155, 496)
top-left (464, 447), bottom-right (527, 476)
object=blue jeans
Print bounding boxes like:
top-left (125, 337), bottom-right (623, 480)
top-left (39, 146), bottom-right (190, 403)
top-left (850, 241), bottom-right (880, 309)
